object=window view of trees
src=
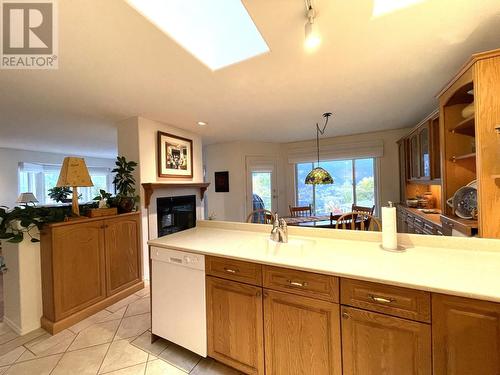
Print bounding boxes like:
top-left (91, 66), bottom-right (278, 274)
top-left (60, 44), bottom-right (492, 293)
top-left (296, 158), bottom-right (376, 215)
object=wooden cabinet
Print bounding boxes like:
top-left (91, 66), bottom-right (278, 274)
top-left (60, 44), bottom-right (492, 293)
top-left (341, 307), bottom-right (431, 375)
top-left (438, 48), bottom-right (500, 238)
top-left (40, 212), bottom-right (143, 334)
top-left (104, 214), bottom-right (142, 295)
top-left (397, 205), bottom-right (443, 236)
top-left (432, 294), bottom-right (500, 375)
top-left (398, 110), bottom-right (441, 185)
top-left (44, 220), bottom-right (107, 321)
top-left (263, 289), bottom-right (342, 375)
top-left (206, 276), bottom-right (264, 375)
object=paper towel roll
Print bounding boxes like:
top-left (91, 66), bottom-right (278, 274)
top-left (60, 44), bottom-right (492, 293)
top-left (381, 206), bottom-right (398, 250)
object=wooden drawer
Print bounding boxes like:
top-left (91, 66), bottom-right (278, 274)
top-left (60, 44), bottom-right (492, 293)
top-left (423, 222), bottom-right (435, 235)
top-left (263, 266), bottom-right (339, 302)
top-left (340, 279), bottom-right (431, 323)
top-left (206, 256), bottom-right (262, 286)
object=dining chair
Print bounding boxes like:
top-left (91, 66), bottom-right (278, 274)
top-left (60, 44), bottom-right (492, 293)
top-left (289, 204), bottom-right (312, 217)
top-left (335, 212), bottom-right (381, 231)
top-left (351, 204), bottom-right (375, 215)
top-left (246, 209), bottom-right (273, 224)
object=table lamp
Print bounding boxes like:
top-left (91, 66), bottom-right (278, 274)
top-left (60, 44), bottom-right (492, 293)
top-left (56, 157), bottom-right (94, 216)
top-left (16, 192), bottom-right (38, 206)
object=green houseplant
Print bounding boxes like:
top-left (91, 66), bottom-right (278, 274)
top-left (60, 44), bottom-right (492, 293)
top-left (112, 156), bottom-right (139, 213)
top-left (48, 186), bottom-right (72, 203)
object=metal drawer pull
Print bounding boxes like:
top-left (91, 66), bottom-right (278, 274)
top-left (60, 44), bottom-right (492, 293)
top-left (288, 280), bottom-right (308, 287)
top-left (369, 294), bottom-right (395, 304)
top-left (224, 267), bottom-right (239, 274)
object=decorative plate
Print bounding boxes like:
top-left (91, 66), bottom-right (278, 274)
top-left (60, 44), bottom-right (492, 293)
top-left (453, 186), bottom-right (477, 219)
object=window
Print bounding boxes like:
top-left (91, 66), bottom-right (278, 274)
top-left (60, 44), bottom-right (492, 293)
top-left (18, 163), bottom-right (114, 205)
top-left (296, 158), bottom-right (377, 215)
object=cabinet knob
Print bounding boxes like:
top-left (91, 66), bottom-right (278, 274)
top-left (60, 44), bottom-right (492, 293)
top-left (342, 312), bottom-right (350, 319)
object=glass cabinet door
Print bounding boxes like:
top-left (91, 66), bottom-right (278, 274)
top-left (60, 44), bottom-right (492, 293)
top-left (419, 127), bottom-right (430, 178)
top-left (410, 135), bottom-right (419, 179)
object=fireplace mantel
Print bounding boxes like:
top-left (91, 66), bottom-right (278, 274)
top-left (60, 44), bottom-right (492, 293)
top-left (141, 182), bottom-right (210, 208)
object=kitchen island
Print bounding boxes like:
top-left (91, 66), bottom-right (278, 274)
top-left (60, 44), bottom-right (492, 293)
top-left (149, 220), bottom-right (500, 375)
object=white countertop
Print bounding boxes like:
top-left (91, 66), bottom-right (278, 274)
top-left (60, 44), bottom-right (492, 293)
top-left (148, 221), bottom-right (500, 303)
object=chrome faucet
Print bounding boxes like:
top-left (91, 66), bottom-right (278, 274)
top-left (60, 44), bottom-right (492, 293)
top-left (270, 214), bottom-right (288, 243)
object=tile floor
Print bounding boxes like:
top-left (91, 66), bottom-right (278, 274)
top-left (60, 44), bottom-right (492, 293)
top-left (0, 284), bottom-right (242, 375)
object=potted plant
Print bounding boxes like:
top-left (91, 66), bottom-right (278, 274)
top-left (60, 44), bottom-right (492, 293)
top-left (112, 156), bottom-right (139, 213)
top-left (93, 189), bottom-right (112, 208)
top-left (47, 186), bottom-right (72, 203)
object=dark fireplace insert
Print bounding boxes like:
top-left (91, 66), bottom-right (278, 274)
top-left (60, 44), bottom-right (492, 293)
top-left (157, 195), bottom-right (196, 237)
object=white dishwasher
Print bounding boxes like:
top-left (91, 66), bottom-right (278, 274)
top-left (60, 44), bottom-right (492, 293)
top-left (150, 246), bottom-right (207, 357)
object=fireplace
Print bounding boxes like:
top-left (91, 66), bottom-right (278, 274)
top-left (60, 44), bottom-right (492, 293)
top-left (156, 195), bottom-right (196, 237)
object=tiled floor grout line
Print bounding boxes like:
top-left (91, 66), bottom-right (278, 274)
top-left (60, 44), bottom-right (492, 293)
top-left (47, 329), bottom-right (79, 375)
top-left (95, 302), bottom-right (130, 374)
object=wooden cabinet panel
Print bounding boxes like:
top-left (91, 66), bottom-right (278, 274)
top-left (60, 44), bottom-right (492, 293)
top-left (341, 279), bottom-right (431, 323)
top-left (263, 289), bottom-right (342, 375)
top-left (40, 212), bottom-right (144, 334)
top-left (432, 294), bottom-right (500, 375)
top-left (341, 306), bottom-right (431, 375)
top-left (104, 214), bottom-right (141, 296)
top-left (206, 276), bottom-right (264, 375)
top-left (263, 265), bottom-right (339, 302)
top-left (52, 220), bottom-right (106, 319)
top-left (206, 256), bottom-right (262, 286)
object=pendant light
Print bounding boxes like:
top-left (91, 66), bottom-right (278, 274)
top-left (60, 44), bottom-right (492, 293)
top-left (305, 112), bottom-right (334, 185)
top-left (304, 0), bottom-right (320, 50)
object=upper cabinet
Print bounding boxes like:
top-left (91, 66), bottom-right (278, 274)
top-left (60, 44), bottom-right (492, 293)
top-left (438, 48), bottom-right (500, 238)
top-left (400, 110), bottom-right (441, 185)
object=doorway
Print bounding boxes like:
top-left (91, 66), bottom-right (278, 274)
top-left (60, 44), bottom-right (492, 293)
top-left (246, 156), bottom-right (278, 217)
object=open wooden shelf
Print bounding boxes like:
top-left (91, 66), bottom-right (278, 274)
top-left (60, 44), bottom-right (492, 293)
top-left (450, 152), bottom-right (476, 162)
top-left (450, 116), bottom-right (475, 136)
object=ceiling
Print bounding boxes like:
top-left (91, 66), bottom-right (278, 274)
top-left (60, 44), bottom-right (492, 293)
top-left (1, 0), bottom-right (500, 158)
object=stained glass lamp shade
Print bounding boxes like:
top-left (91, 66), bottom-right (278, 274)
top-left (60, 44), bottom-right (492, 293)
top-left (305, 113), bottom-right (334, 185)
top-left (305, 166), bottom-right (334, 184)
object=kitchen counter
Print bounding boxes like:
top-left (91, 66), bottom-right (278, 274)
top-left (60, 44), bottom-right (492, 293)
top-left (148, 220), bottom-right (500, 303)
top-left (398, 205), bottom-right (442, 227)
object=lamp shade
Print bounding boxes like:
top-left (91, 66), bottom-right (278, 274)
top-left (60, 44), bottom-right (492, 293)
top-left (305, 167), bottom-right (334, 185)
top-left (16, 192), bottom-right (38, 204)
top-left (56, 157), bottom-right (94, 188)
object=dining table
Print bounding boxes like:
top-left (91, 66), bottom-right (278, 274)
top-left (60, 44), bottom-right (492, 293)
top-left (283, 214), bottom-right (342, 228)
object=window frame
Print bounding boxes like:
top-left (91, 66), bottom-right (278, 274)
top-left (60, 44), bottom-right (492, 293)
top-left (294, 157), bottom-right (380, 216)
top-left (18, 163), bottom-right (114, 206)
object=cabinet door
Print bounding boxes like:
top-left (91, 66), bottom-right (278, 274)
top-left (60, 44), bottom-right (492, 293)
top-left (206, 276), bottom-right (264, 375)
top-left (104, 215), bottom-right (141, 296)
top-left (419, 126), bottom-right (431, 179)
top-left (430, 116), bottom-right (441, 180)
top-left (398, 140), bottom-right (407, 201)
top-left (409, 134), bottom-right (420, 179)
top-left (342, 307), bottom-right (431, 375)
top-left (52, 221), bottom-right (106, 319)
top-left (433, 294), bottom-right (500, 375)
top-left (263, 289), bottom-right (342, 375)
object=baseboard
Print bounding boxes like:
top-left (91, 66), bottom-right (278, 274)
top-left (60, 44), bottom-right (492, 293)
top-left (41, 281), bottom-right (144, 335)
top-left (3, 315), bottom-right (41, 336)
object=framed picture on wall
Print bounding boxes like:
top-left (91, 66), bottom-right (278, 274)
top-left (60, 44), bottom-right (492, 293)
top-left (214, 171), bottom-right (229, 192)
top-left (157, 131), bottom-right (193, 178)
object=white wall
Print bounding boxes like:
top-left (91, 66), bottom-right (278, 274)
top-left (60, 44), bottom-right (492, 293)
top-left (203, 141), bottom-right (287, 222)
top-left (0, 147), bottom-right (115, 207)
top-left (203, 128), bottom-right (410, 222)
top-left (117, 116), bottom-right (204, 279)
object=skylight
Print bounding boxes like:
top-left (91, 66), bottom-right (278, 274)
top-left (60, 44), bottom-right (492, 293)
top-left (372, 0), bottom-right (426, 18)
top-left (125, 0), bottom-right (269, 71)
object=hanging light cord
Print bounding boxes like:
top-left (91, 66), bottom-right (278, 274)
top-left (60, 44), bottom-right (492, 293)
top-left (315, 112), bottom-right (332, 165)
